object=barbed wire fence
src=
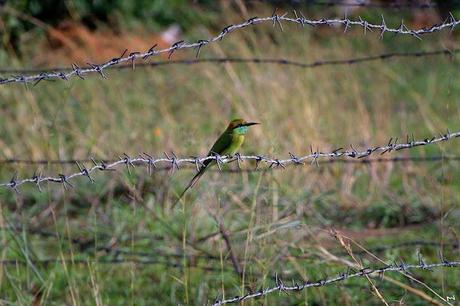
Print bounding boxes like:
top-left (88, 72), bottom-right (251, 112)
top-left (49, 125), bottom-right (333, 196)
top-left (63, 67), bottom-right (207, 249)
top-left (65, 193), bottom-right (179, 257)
top-left (3, 257), bottom-right (458, 300)
top-left (1, 155), bottom-right (459, 167)
top-left (0, 247), bottom-right (458, 304)
top-left (1, 12), bottom-right (460, 86)
top-left (0, 130), bottom-right (458, 192)
top-left (211, 260), bottom-right (460, 306)
top-left (0, 219), bottom-right (460, 305)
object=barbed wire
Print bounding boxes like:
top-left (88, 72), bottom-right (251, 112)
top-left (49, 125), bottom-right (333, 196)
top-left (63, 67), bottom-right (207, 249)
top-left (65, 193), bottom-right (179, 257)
top-left (1, 48), bottom-right (459, 77)
top-left (0, 130), bottom-right (458, 192)
top-left (211, 259), bottom-right (460, 305)
top-left (1, 12), bottom-right (459, 86)
top-left (0, 155), bottom-right (458, 167)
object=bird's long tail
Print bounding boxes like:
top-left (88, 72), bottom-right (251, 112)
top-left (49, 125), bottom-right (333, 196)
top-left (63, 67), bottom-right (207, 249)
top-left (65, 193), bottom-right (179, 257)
top-left (172, 164), bottom-right (209, 208)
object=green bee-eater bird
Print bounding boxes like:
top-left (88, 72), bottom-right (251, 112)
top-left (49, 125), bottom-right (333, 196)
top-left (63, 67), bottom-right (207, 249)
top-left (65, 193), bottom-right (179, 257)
top-left (174, 118), bottom-right (259, 206)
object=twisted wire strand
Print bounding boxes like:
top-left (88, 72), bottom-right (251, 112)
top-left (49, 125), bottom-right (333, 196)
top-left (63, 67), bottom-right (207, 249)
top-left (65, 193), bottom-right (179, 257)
top-left (210, 260), bottom-right (460, 305)
top-left (0, 130), bottom-right (458, 192)
top-left (0, 155), bottom-right (459, 167)
top-left (1, 48), bottom-right (459, 76)
top-left (1, 13), bottom-right (459, 86)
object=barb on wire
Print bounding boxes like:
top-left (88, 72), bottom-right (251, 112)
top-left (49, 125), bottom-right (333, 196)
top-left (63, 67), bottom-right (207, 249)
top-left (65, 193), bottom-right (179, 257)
top-left (0, 155), bottom-right (459, 167)
top-left (1, 48), bottom-right (459, 76)
top-left (1, 13), bottom-right (460, 85)
top-left (0, 130), bottom-right (459, 192)
top-left (211, 260), bottom-right (460, 305)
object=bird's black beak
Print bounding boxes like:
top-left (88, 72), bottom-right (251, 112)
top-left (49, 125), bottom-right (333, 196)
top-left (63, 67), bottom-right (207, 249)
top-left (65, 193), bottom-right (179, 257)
top-left (243, 122), bottom-right (260, 127)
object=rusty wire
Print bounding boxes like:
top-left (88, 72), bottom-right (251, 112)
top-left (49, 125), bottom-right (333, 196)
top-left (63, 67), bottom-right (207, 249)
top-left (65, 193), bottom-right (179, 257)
top-left (0, 130), bottom-right (458, 192)
top-left (1, 12), bottom-right (459, 86)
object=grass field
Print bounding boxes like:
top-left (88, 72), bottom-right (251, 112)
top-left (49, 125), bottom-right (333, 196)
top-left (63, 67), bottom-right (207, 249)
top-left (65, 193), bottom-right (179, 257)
top-left (0, 4), bottom-right (459, 305)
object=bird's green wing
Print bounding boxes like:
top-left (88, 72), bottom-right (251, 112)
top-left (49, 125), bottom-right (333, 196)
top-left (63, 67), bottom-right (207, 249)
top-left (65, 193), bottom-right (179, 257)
top-left (186, 130), bottom-right (231, 188)
top-left (205, 130), bottom-right (232, 164)
top-left (172, 130), bottom-right (232, 208)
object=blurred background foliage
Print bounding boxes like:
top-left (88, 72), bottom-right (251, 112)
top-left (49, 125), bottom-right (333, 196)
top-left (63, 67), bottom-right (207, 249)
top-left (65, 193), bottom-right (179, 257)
top-left (0, 0), bottom-right (220, 54)
top-left (3, 0), bottom-right (460, 56)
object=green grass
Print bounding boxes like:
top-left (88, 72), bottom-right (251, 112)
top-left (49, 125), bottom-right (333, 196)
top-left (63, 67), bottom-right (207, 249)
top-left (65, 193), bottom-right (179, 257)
top-left (0, 6), bottom-right (459, 305)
